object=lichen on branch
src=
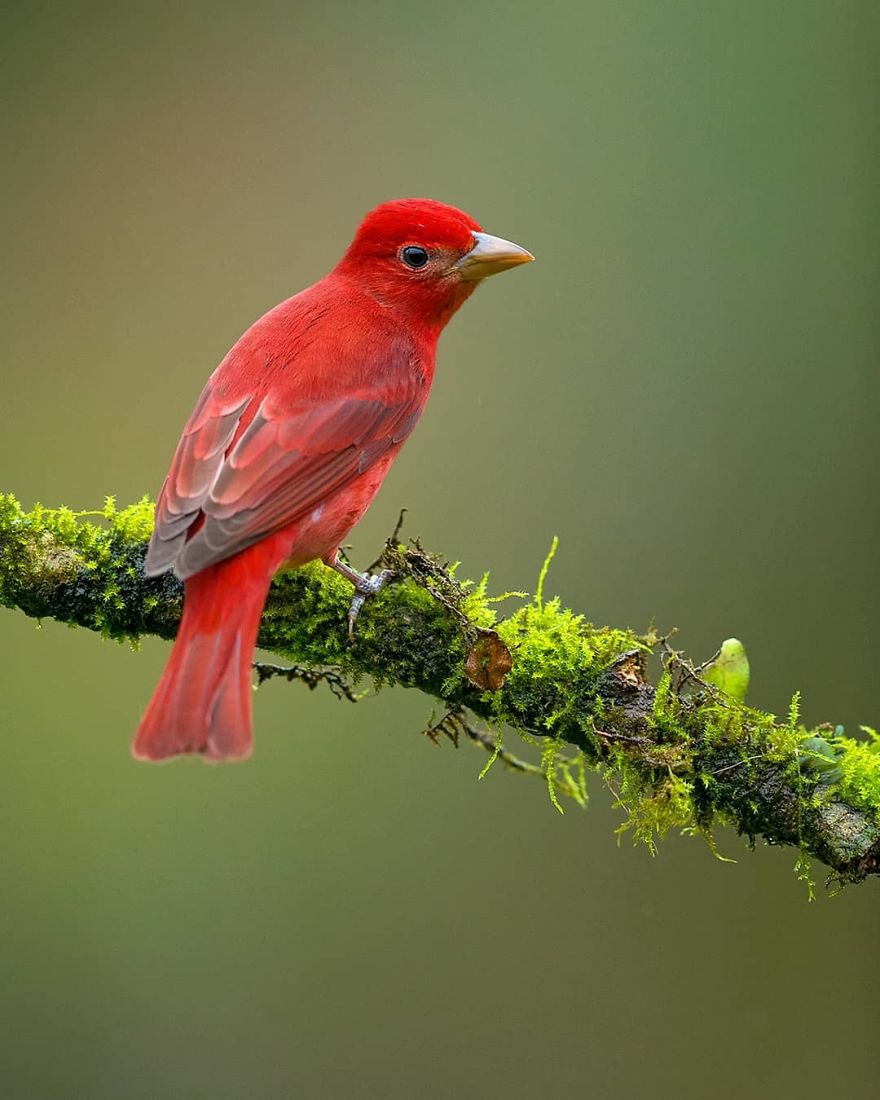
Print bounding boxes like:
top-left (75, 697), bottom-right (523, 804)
top-left (1, 491), bottom-right (879, 888)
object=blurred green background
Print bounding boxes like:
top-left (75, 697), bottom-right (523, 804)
top-left (2, 2), bottom-right (878, 1097)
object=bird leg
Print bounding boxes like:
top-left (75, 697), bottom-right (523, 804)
top-left (323, 551), bottom-right (394, 638)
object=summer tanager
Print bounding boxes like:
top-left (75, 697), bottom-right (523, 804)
top-left (134, 198), bottom-right (533, 762)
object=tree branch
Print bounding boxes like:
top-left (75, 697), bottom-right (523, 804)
top-left (2, 493), bottom-right (879, 888)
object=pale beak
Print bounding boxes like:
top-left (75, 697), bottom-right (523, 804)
top-left (454, 231), bottom-right (535, 280)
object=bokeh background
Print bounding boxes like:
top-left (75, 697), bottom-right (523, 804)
top-left (2, 2), bottom-right (879, 1096)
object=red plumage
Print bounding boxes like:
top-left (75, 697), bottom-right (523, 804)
top-left (134, 198), bottom-right (532, 761)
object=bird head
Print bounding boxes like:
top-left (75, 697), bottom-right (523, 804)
top-left (335, 198), bottom-right (533, 329)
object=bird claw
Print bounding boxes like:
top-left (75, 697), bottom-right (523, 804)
top-left (347, 568), bottom-right (394, 639)
top-left (323, 551), bottom-right (395, 638)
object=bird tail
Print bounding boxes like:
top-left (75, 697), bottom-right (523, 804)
top-left (133, 539), bottom-right (286, 763)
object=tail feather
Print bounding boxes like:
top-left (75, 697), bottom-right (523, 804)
top-left (133, 537), bottom-right (288, 762)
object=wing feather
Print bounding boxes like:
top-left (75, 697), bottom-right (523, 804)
top-left (146, 369), bottom-right (423, 580)
top-left (145, 395), bottom-right (252, 576)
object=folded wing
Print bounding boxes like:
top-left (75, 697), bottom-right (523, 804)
top-left (146, 374), bottom-right (421, 580)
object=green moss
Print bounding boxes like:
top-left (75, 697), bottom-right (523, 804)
top-left (831, 730), bottom-right (880, 819)
top-left (616, 771), bottom-right (695, 854)
top-left (540, 736), bottom-right (566, 814)
top-left (649, 671), bottom-right (689, 741)
top-left (0, 493), bottom-right (179, 641)
top-left (495, 597), bottom-right (641, 739)
top-left (475, 725), bottom-right (589, 812)
top-left (534, 535), bottom-right (559, 607)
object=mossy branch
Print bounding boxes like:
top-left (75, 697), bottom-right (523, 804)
top-left (2, 492), bottom-right (879, 889)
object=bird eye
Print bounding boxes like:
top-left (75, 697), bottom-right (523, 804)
top-left (400, 246), bottom-right (430, 270)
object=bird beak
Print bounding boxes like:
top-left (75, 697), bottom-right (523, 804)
top-left (454, 231), bottom-right (535, 280)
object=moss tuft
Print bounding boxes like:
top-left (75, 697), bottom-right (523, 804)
top-left (831, 729), bottom-right (880, 819)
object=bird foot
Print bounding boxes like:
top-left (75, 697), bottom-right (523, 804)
top-left (346, 569), bottom-right (394, 638)
top-left (324, 552), bottom-right (394, 638)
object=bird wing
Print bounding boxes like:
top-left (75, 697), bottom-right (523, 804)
top-left (145, 371), bottom-right (422, 580)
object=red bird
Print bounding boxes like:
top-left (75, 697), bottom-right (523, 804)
top-left (134, 198), bottom-right (533, 762)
